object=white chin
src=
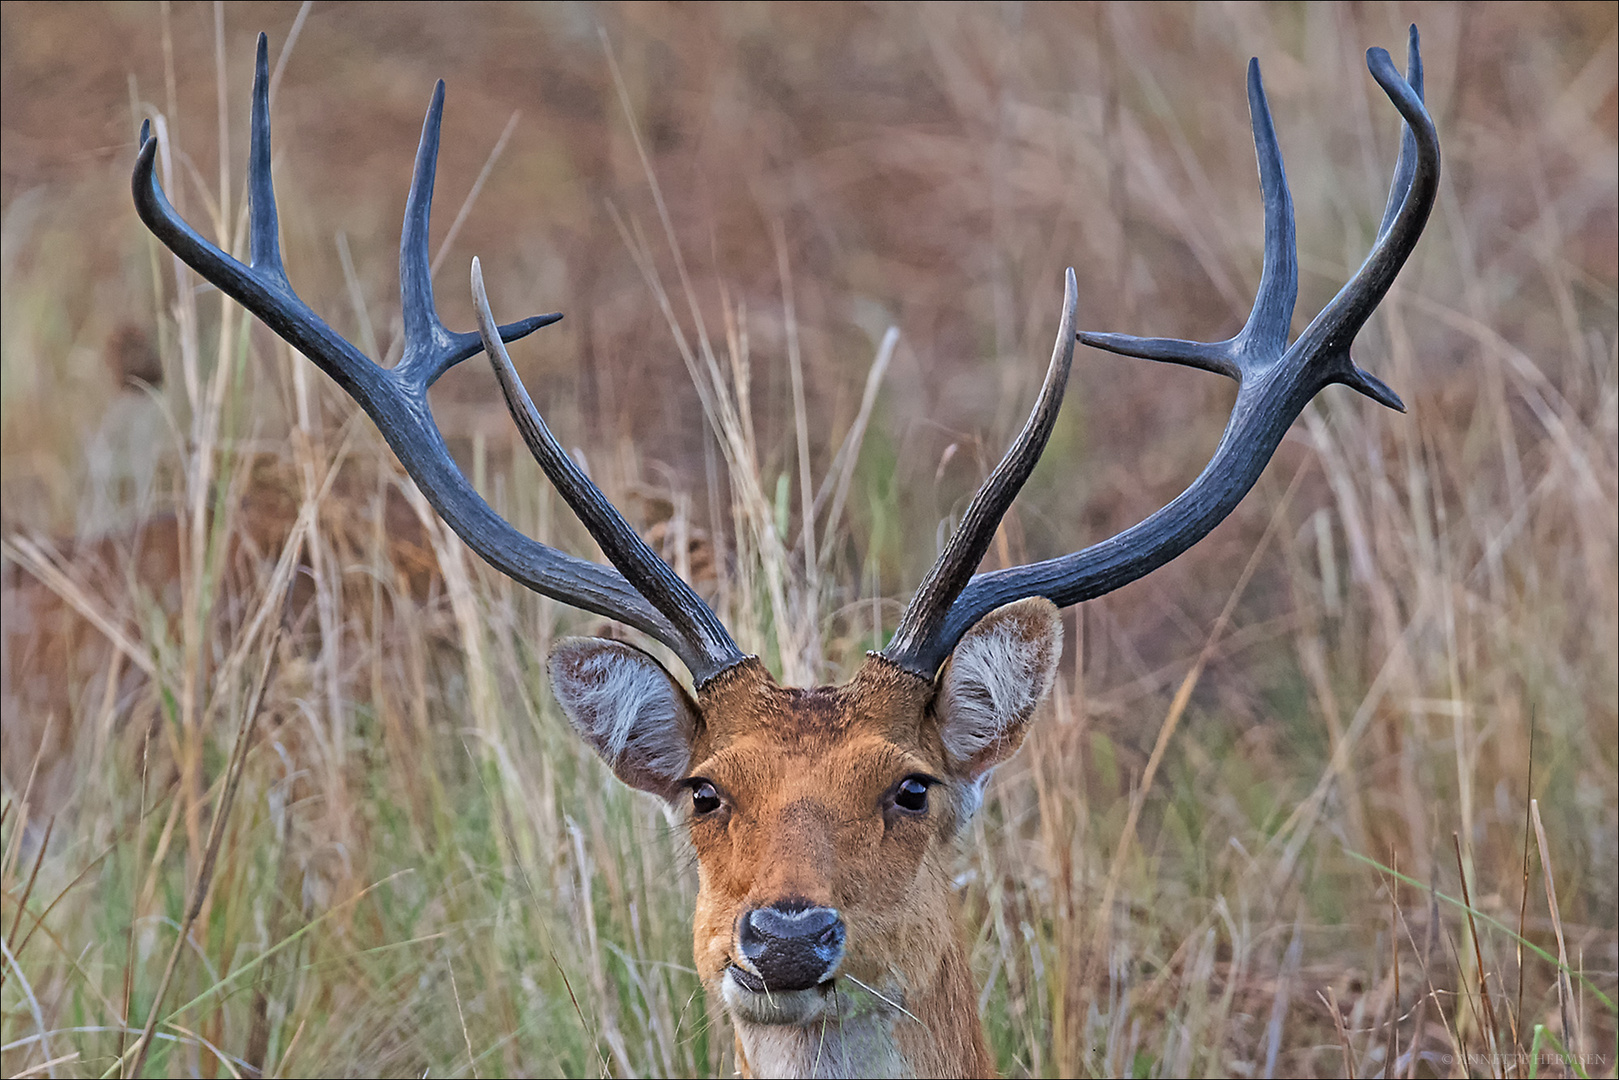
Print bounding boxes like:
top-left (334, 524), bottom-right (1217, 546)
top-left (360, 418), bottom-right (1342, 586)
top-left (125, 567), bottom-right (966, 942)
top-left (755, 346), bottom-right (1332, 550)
top-left (721, 968), bottom-right (834, 1026)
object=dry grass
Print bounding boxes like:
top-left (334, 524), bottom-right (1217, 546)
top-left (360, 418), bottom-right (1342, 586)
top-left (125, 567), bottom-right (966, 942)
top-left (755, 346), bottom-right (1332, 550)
top-left (2, 3), bottom-right (1615, 1077)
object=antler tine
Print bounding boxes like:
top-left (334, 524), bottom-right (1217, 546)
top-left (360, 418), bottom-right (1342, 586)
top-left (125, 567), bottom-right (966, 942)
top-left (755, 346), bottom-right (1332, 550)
top-left (1240, 56), bottom-right (1299, 359)
top-left (134, 32), bottom-right (753, 680)
top-left (398, 79), bottom-right (451, 364)
top-left (471, 260), bottom-right (746, 679)
top-left (1291, 28), bottom-right (1437, 388)
top-left (247, 36), bottom-right (285, 281)
top-left (884, 28), bottom-right (1438, 678)
top-left (1377, 26), bottom-right (1424, 241)
top-left (135, 40), bottom-right (343, 377)
top-left (881, 268), bottom-right (1077, 672)
top-left (393, 74), bottom-right (558, 389)
top-left (1077, 57), bottom-right (1297, 382)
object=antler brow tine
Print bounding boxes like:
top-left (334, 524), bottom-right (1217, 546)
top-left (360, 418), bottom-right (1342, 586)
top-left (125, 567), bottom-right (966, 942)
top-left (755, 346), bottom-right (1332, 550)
top-left (882, 268), bottom-right (1077, 668)
top-left (471, 260), bottom-right (746, 677)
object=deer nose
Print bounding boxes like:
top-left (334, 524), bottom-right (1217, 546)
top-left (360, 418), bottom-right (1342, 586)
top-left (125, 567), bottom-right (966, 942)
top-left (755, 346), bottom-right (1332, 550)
top-left (736, 903), bottom-right (845, 991)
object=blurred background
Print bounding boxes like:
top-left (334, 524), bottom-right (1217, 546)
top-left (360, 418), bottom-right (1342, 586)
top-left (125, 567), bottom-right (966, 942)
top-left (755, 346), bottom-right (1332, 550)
top-left (2, 3), bottom-right (1614, 1077)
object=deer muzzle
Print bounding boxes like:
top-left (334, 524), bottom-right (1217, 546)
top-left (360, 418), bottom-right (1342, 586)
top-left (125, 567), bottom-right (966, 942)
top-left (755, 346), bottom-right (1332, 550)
top-left (733, 903), bottom-right (845, 993)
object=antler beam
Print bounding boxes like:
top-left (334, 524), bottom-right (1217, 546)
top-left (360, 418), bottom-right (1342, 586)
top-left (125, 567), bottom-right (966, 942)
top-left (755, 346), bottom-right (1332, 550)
top-left (882, 26), bottom-right (1438, 678)
top-left (133, 34), bottom-right (746, 683)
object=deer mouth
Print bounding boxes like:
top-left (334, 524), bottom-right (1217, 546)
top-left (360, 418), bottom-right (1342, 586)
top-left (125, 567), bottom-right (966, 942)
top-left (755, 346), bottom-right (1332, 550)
top-left (721, 963), bottom-right (836, 1025)
top-left (725, 963), bottom-right (835, 996)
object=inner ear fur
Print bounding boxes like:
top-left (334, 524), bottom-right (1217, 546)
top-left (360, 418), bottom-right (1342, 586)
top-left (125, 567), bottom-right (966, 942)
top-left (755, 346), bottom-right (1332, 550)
top-left (931, 597), bottom-right (1063, 781)
top-left (548, 637), bottom-right (701, 799)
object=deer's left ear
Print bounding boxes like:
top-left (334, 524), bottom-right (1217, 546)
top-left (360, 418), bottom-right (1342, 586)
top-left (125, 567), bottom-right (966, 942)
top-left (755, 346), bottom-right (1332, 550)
top-left (931, 597), bottom-right (1063, 783)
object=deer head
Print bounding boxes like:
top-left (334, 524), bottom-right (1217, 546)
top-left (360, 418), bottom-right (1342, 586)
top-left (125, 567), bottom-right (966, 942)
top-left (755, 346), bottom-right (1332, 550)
top-left (132, 26), bottom-right (1437, 1079)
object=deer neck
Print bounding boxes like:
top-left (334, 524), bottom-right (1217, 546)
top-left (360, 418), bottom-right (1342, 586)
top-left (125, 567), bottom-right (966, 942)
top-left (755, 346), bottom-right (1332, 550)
top-left (732, 925), bottom-right (993, 1079)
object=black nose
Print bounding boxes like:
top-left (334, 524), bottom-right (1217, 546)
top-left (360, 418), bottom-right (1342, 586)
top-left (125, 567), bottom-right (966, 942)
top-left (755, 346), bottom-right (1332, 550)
top-left (736, 903), bottom-right (845, 991)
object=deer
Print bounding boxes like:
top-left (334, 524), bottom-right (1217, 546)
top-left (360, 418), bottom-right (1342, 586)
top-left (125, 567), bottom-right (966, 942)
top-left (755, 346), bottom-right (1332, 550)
top-left (130, 25), bottom-right (1437, 1079)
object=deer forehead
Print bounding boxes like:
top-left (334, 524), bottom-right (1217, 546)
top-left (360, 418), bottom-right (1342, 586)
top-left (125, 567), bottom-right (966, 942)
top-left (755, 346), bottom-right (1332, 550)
top-left (693, 656), bottom-right (938, 747)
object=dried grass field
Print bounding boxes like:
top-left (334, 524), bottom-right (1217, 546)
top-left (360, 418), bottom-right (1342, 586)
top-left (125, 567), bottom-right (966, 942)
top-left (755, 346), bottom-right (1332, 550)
top-left (1, 2), bottom-right (1615, 1076)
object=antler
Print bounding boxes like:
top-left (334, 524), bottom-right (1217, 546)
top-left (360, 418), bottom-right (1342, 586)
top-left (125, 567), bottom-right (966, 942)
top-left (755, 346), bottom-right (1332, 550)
top-left (133, 34), bottom-right (746, 683)
top-left (883, 26), bottom-right (1438, 678)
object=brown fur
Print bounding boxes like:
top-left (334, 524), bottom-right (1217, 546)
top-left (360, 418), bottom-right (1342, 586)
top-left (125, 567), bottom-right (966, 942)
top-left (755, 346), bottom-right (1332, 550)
top-left (556, 598), bottom-right (1062, 1078)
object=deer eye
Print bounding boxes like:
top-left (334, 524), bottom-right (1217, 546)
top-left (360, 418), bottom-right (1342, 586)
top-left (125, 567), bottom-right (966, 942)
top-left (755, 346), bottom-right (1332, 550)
top-left (893, 776), bottom-right (930, 814)
top-left (690, 780), bottom-right (722, 815)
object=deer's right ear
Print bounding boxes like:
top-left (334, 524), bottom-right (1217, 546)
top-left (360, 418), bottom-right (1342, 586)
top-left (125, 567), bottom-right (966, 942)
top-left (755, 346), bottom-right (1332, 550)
top-left (548, 638), bottom-right (701, 799)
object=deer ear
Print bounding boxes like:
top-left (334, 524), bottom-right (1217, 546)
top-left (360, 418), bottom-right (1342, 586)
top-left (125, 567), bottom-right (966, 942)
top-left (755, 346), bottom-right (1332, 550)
top-left (549, 638), bottom-right (701, 799)
top-left (933, 598), bottom-right (1063, 785)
